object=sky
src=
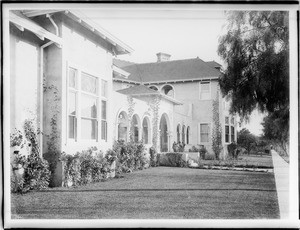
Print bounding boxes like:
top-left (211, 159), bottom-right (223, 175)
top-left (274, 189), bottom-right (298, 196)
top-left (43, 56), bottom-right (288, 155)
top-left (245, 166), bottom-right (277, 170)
top-left (81, 6), bottom-right (265, 136)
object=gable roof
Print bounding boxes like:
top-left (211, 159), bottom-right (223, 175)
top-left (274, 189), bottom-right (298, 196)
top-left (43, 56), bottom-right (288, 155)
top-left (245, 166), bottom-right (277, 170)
top-left (20, 10), bottom-right (133, 55)
top-left (116, 85), bottom-right (182, 105)
top-left (113, 58), bottom-right (222, 84)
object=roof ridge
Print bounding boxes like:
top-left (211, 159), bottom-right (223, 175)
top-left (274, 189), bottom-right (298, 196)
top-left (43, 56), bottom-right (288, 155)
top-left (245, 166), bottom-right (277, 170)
top-left (127, 57), bottom-right (206, 66)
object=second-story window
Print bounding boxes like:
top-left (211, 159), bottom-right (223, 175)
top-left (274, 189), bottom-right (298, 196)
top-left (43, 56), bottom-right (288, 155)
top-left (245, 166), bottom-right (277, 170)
top-left (200, 82), bottom-right (211, 100)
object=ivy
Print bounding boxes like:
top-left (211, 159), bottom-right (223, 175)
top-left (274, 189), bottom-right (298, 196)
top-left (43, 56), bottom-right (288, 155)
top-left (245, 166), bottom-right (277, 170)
top-left (43, 83), bottom-right (61, 187)
top-left (212, 91), bottom-right (223, 160)
top-left (148, 95), bottom-right (161, 151)
top-left (127, 96), bottom-right (136, 142)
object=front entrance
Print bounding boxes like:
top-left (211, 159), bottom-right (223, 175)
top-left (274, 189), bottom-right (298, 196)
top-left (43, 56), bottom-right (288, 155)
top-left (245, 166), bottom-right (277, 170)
top-left (160, 114), bottom-right (169, 152)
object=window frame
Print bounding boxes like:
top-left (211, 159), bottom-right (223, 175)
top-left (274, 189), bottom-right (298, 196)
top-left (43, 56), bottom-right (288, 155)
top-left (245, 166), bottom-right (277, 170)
top-left (199, 123), bottom-right (210, 144)
top-left (66, 62), bottom-right (107, 144)
top-left (101, 79), bottom-right (108, 142)
top-left (225, 116), bottom-right (230, 143)
top-left (199, 81), bottom-right (211, 100)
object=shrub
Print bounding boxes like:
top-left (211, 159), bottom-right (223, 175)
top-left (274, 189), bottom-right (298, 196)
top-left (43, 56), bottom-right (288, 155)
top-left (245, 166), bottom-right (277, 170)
top-left (60, 147), bottom-right (112, 187)
top-left (172, 142), bottom-right (185, 152)
top-left (10, 128), bottom-right (24, 147)
top-left (112, 140), bottom-right (148, 175)
top-left (149, 146), bottom-right (158, 167)
top-left (189, 145), bottom-right (207, 159)
top-left (11, 119), bottom-right (51, 193)
top-left (158, 153), bottom-right (187, 167)
top-left (204, 153), bottom-right (215, 160)
top-left (227, 142), bottom-right (238, 159)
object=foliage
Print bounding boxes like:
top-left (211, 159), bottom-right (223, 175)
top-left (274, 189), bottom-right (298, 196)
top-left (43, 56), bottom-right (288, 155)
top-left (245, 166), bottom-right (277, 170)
top-left (172, 141), bottom-right (185, 152)
top-left (148, 95), bottom-right (161, 150)
top-left (189, 145), bottom-right (207, 159)
top-left (262, 109), bottom-right (289, 155)
top-left (60, 147), bottom-right (112, 187)
top-left (212, 91), bottom-right (223, 160)
top-left (10, 128), bottom-right (24, 147)
top-left (227, 142), bottom-right (238, 159)
top-left (204, 153), bottom-right (215, 160)
top-left (237, 128), bottom-right (257, 154)
top-left (11, 120), bottom-right (51, 193)
top-left (112, 140), bottom-right (148, 175)
top-left (158, 153), bottom-right (187, 167)
top-left (149, 146), bottom-right (158, 167)
top-left (127, 96), bottom-right (136, 141)
top-left (42, 84), bottom-right (61, 187)
top-left (218, 11), bottom-right (289, 120)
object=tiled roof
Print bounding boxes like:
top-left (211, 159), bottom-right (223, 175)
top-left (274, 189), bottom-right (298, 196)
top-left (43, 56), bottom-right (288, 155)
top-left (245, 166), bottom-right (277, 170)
top-left (113, 58), bottom-right (222, 83)
top-left (206, 61), bottom-right (222, 69)
top-left (116, 85), bottom-right (160, 95)
top-left (116, 85), bottom-right (182, 105)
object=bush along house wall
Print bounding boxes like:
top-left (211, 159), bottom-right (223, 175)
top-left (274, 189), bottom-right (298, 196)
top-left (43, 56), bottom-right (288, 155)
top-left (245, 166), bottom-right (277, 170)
top-left (11, 118), bottom-right (51, 193)
top-left (60, 141), bottom-right (149, 187)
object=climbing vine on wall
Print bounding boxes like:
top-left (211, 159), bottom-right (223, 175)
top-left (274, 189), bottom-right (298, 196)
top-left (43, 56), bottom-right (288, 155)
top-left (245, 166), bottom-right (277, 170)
top-left (148, 95), bottom-right (161, 151)
top-left (127, 96), bottom-right (136, 142)
top-left (43, 82), bottom-right (61, 186)
top-left (212, 91), bottom-right (223, 160)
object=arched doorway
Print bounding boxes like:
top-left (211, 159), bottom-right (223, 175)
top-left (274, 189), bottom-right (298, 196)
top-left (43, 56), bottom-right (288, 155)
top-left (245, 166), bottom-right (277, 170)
top-left (142, 116), bottom-right (151, 144)
top-left (160, 113), bottom-right (169, 152)
top-left (117, 111), bottom-right (128, 141)
top-left (131, 114), bottom-right (140, 142)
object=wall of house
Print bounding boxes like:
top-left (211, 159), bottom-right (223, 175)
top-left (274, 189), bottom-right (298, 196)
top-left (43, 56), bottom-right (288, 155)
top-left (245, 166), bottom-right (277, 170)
top-left (43, 43), bottom-right (63, 154)
top-left (149, 80), bottom-right (219, 153)
top-left (10, 25), bottom-right (42, 157)
top-left (58, 20), bottom-right (114, 155)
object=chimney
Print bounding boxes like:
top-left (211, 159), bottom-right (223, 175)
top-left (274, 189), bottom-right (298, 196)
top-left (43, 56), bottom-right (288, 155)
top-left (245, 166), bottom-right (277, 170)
top-left (156, 52), bottom-right (171, 62)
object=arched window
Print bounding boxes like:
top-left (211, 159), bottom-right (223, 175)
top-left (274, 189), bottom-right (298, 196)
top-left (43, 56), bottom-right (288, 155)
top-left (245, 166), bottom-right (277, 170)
top-left (142, 117), bottom-right (150, 144)
top-left (182, 125), bottom-right (186, 144)
top-left (177, 124), bottom-right (181, 143)
top-left (131, 114), bottom-right (140, 142)
top-left (118, 111), bottom-right (128, 141)
top-left (161, 85), bottom-right (174, 98)
top-left (149, 85), bottom-right (158, 91)
top-left (186, 126), bottom-right (190, 144)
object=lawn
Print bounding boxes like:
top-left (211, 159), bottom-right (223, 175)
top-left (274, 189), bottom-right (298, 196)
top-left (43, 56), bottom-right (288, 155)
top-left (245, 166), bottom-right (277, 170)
top-left (11, 167), bottom-right (279, 219)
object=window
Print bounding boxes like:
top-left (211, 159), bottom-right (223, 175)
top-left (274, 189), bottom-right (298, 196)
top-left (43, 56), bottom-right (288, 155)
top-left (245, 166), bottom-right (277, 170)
top-left (225, 116), bottom-right (229, 143)
top-left (101, 80), bottom-right (108, 141)
top-left (68, 68), bottom-right (78, 140)
top-left (161, 85), bottom-right (174, 98)
top-left (230, 117), bottom-right (235, 143)
top-left (200, 82), bottom-right (211, 100)
top-left (67, 66), bottom-right (109, 142)
top-left (186, 126), bottom-right (190, 144)
top-left (149, 85), bottom-right (158, 91)
top-left (182, 125), bottom-right (185, 144)
top-left (231, 126), bottom-right (235, 143)
top-left (177, 124), bottom-right (181, 143)
top-left (118, 112), bottom-right (128, 141)
top-left (81, 73), bottom-right (98, 140)
top-left (200, 124), bottom-right (210, 143)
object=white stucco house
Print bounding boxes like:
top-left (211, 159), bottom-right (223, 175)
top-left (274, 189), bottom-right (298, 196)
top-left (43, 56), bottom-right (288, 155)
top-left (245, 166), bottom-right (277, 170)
top-left (7, 9), bottom-right (237, 186)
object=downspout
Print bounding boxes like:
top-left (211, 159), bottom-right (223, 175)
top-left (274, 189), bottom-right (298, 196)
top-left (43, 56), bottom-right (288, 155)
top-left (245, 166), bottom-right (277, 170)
top-left (40, 14), bottom-right (59, 156)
